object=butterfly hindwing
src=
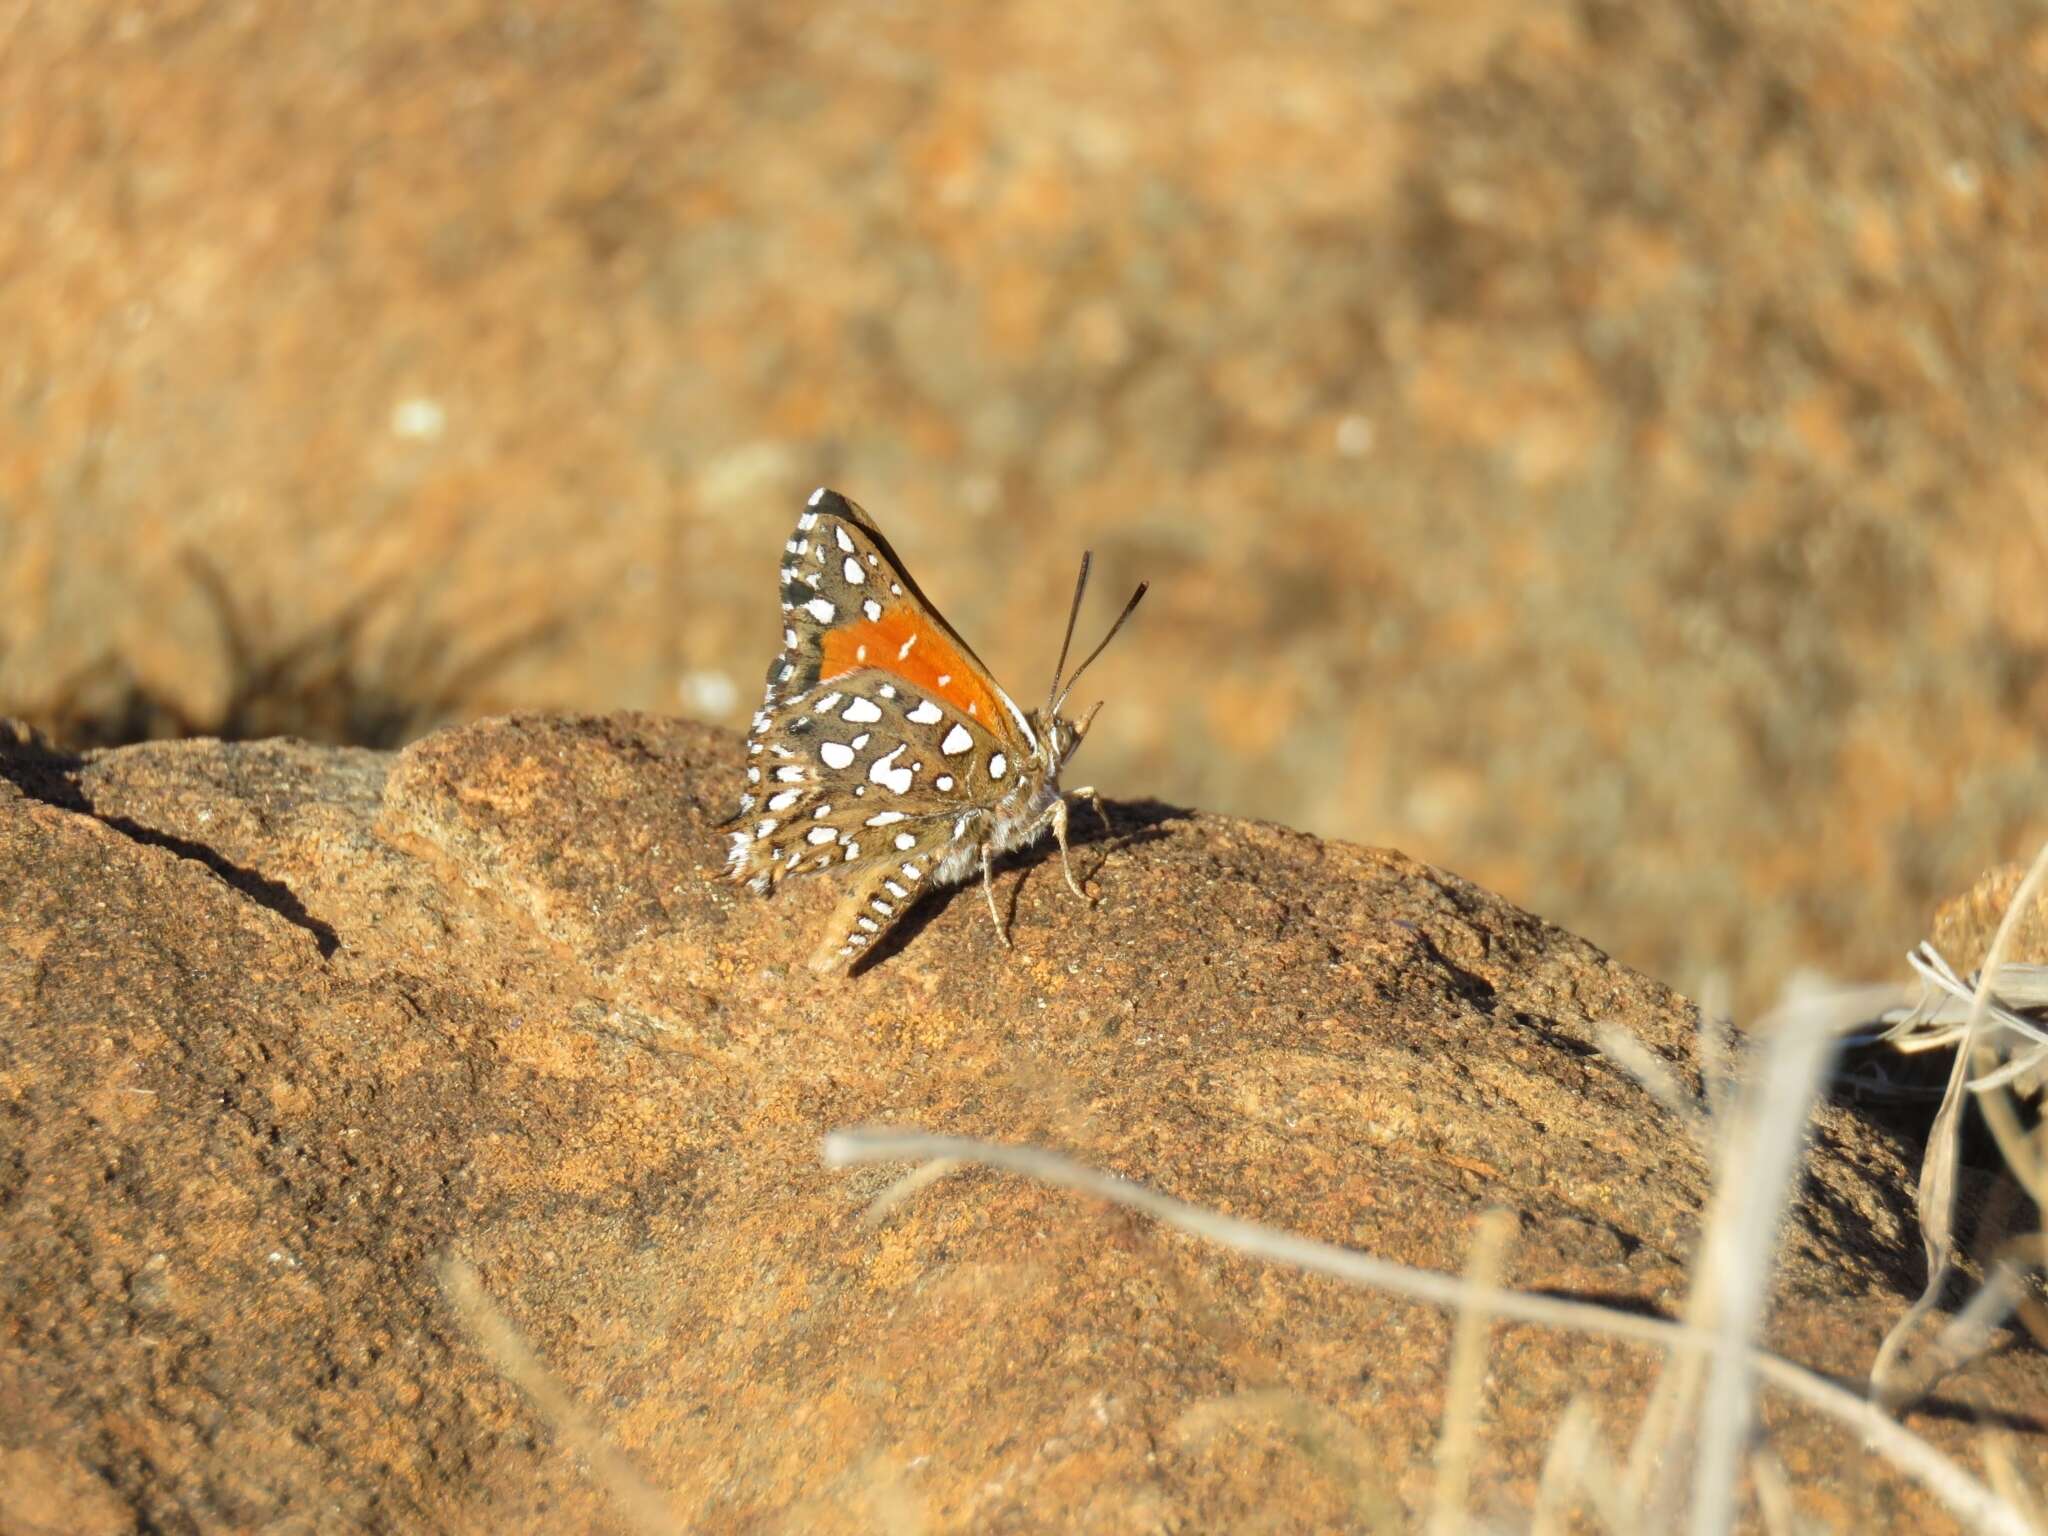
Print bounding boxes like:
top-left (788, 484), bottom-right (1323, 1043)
top-left (729, 653), bottom-right (1014, 904)
top-left (805, 814), bottom-right (958, 973)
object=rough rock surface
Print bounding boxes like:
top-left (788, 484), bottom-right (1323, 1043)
top-left (1, 714), bottom-right (2040, 1533)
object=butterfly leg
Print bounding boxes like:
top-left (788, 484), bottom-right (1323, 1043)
top-left (1048, 795), bottom-right (1093, 906)
top-left (980, 842), bottom-right (1013, 948)
top-left (1066, 785), bottom-right (1113, 838)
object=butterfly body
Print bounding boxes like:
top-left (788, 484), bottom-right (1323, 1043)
top-left (722, 488), bottom-right (1141, 973)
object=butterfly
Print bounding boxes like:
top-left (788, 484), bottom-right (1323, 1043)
top-left (722, 487), bottom-right (1147, 973)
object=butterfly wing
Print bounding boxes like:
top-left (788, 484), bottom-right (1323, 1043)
top-left (725, 490), bottom-right (1039, 946)
top-left (805, 811), bottom-right (959, 973)
top-left (755, 489), bottom-right (1038, 747)
top-left (726, 673), bottom-right (1011, 879)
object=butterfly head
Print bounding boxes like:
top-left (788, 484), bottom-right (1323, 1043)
top-left (1022, 697), bottom-right (1100, 783)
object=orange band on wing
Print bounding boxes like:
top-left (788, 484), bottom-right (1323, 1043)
top-left (819, 609), bottom-right (1007, 730)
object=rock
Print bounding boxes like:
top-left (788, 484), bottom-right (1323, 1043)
top-left (1929, 863), bottom-right (2048, 973)
top-left (6, 2), bottom-right (2047, 1015)
top-left (1, 713), bottom-right (2039, 1532)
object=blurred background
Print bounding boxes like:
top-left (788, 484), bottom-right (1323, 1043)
top-left (1, 1), bottom-right (2042, 1009)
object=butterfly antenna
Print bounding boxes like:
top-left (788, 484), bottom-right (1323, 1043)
top-left (1046, 551), bottom-right (1093, 717)
top-left (1051, 580), bottom-right (1149, 717)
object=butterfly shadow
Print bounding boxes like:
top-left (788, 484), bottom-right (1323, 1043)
top-left (852, 795), bottom-right (1194, 975)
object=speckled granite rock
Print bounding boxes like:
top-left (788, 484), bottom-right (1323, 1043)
top-left (1, 714), bottom-right (2038, 1532)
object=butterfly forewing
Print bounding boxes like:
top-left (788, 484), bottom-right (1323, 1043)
top-left (762, 492), bottom-right (1035, 745)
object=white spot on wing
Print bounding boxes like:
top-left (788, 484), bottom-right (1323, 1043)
top-left (900, 862), bottom-right (922, 881)
top-left (805, 597), bottom-right (836, 623)
top-left (815, 692), bottom-right (844, 714)
top-left (863, 599), bottom-right (881, 621)
top-left (843, 556), bottom-right (865, 585)
top-left (807, 487), bottom-right (827, 507)
top-left (897, 633), bottom-right (918, 660)
top-left (865, 810), bottom-right (905, 826)
top-left (940, 724), bottom-right (972, 755)
top-left (989, 753), bottom-right (1007, 780)
top-left (806, 826), bottom-right (837, 845)
top-left (857, 916), bottom-right (879, 932)
top-left (767, 790), bottom-right (800, 811)
top-left (869, 744), bottom-right (914, 795)
top-left (841, 696), bottom-right (883, 724)
top-left (775, 765), bottom-right (805, 782)
top-left (884, 880), bottom-right (908, 899)
top-left (819, 741), bottom-right (855, 769)
top-left (894, 833), bottom-right (917, 850)
top-left (835, 523), bottom-right (854, 552)
top-left (935, 774), bottom-right (955, 791)
top-left (907, 699), bottom-right (943, 725)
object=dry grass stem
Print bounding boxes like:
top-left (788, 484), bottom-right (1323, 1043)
top-left (1592, 1022), bottom-right (1711, 1153)
top-left (437, 1254), bottom-right (676, 1536)
top-left (823, 1129), bottom-right (2035, 1536)
top-left (1686, 986), bottom-right (1842, 1536)
top-left (1531, 1398), bottom-right (1618, 1536)
top-left (1751, 1448), bottom-right (1797, 1536)
top-left (1429, 1207), bottom-right (1517, 1536)
top-left (860, 1156), bottom-right (964, 1225)
top-left (1873, 840), bottom-right (2048, 1409)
